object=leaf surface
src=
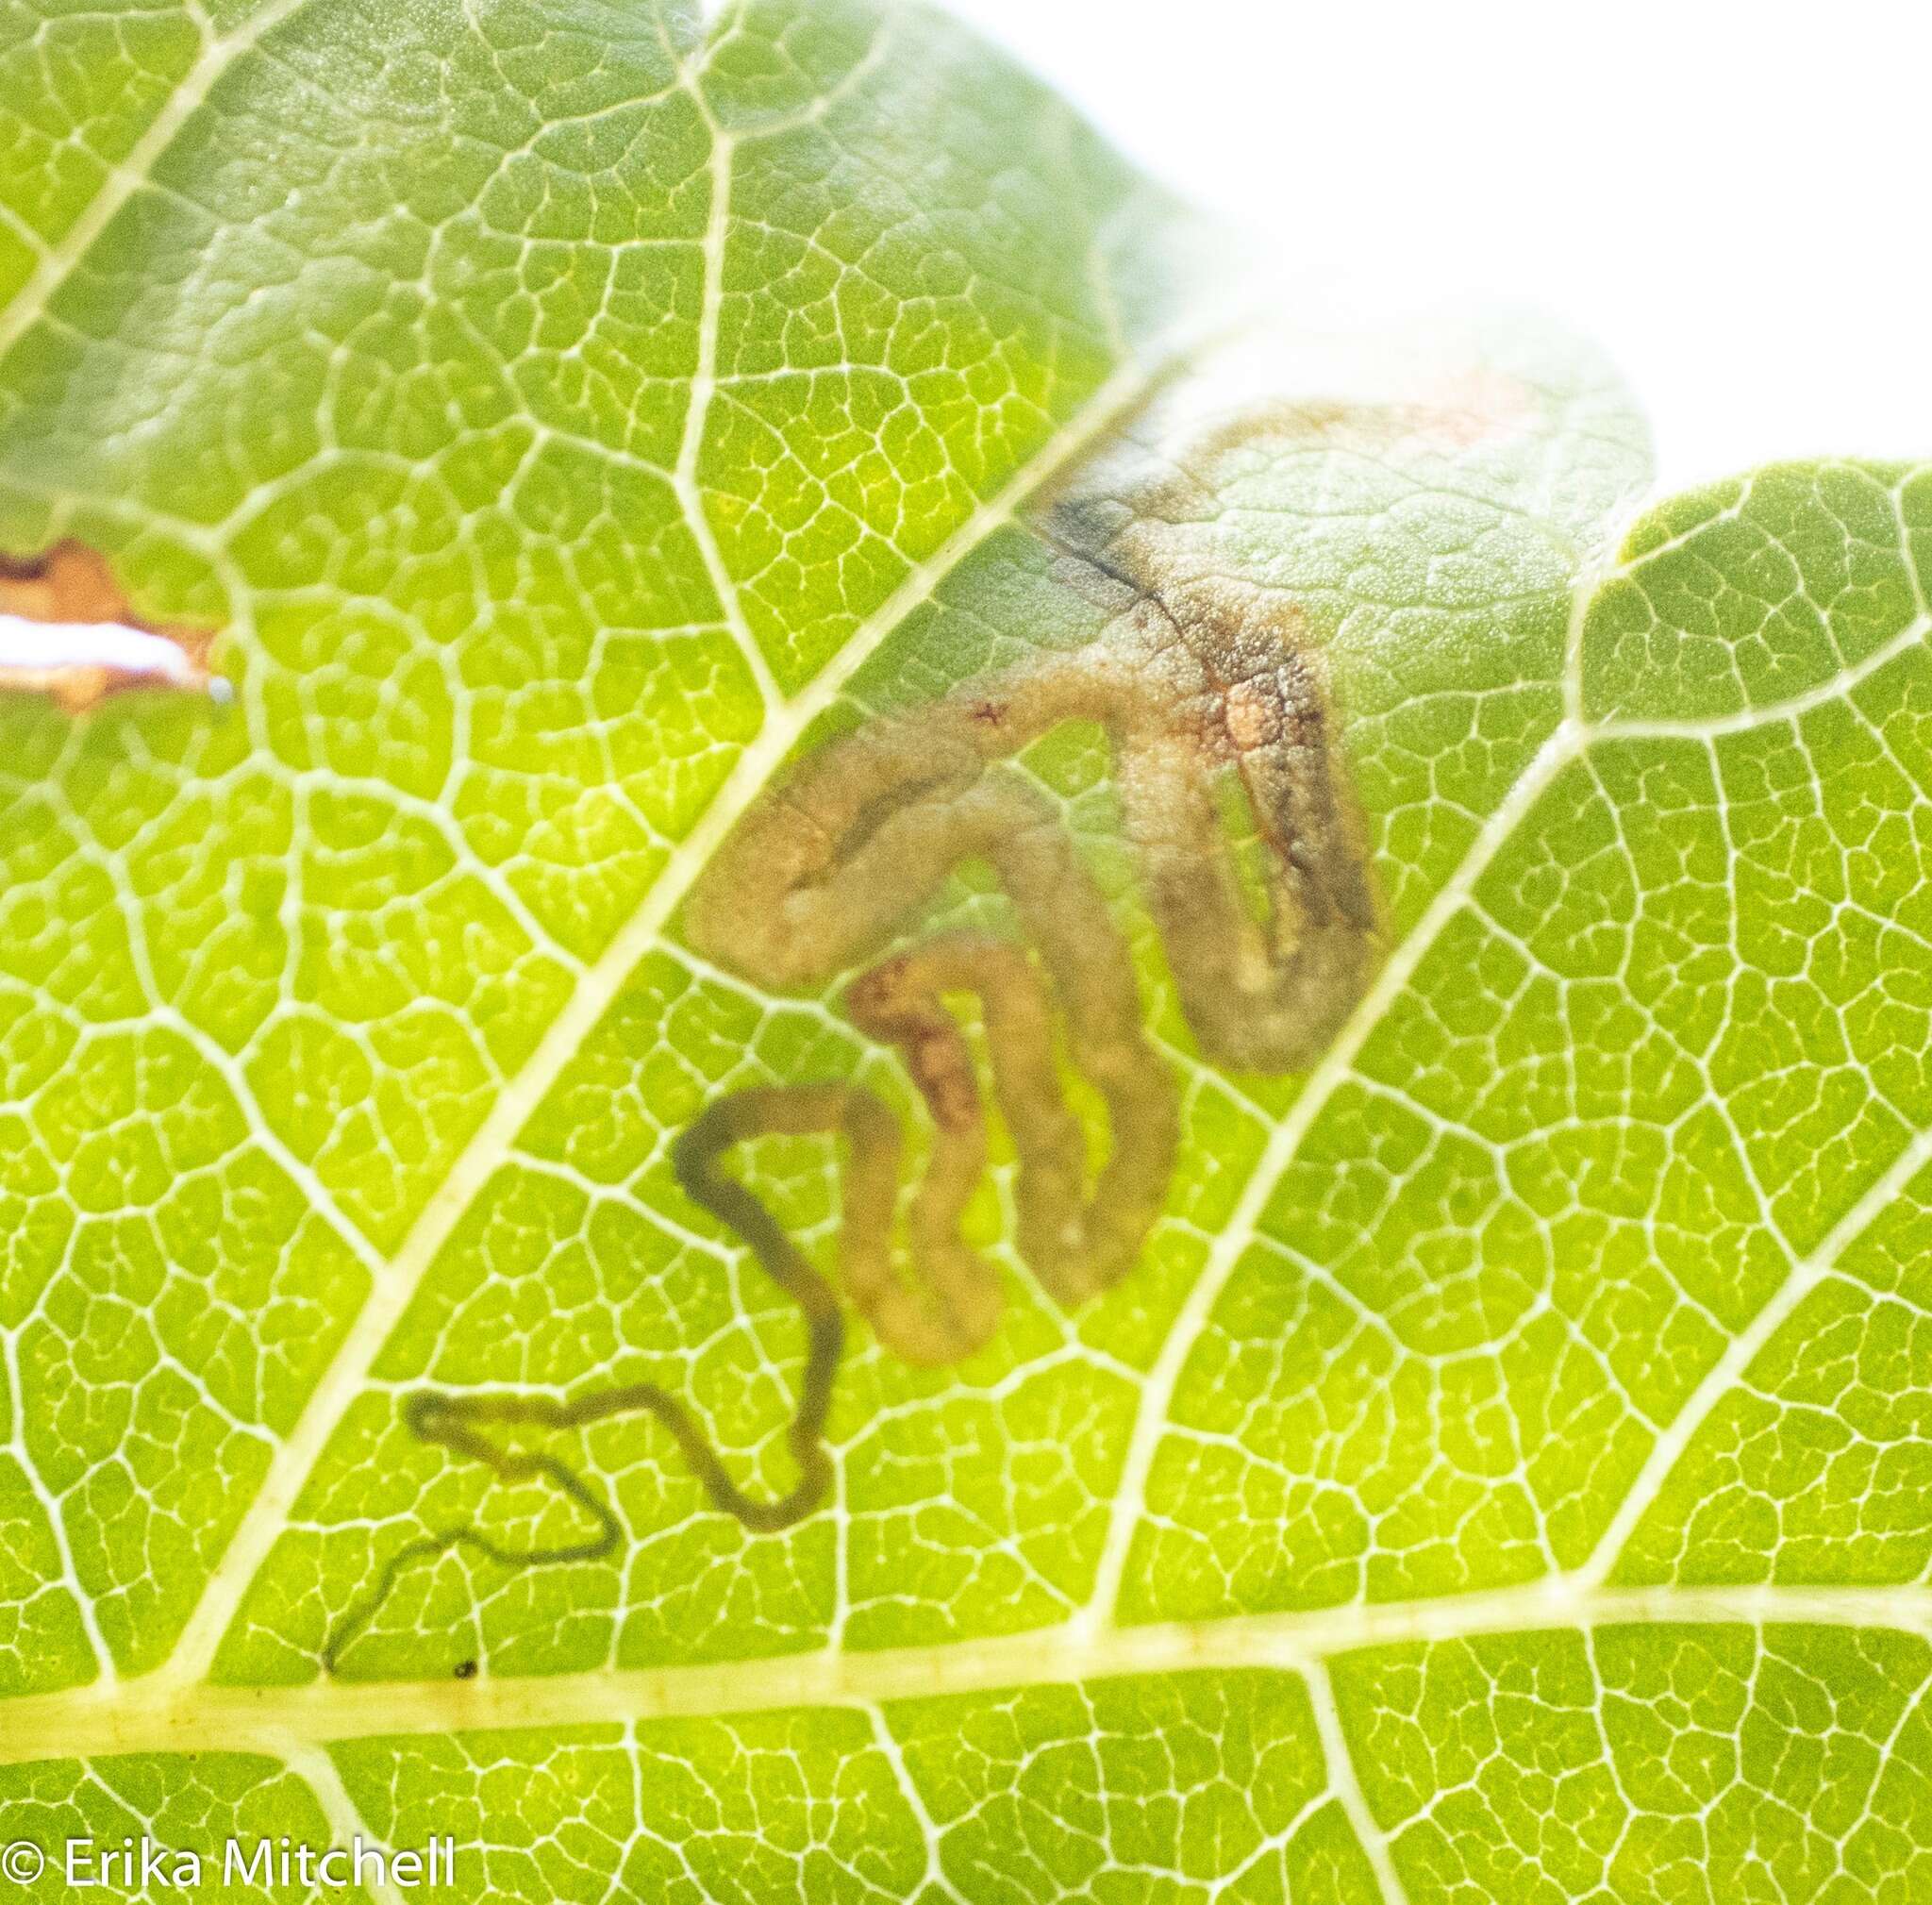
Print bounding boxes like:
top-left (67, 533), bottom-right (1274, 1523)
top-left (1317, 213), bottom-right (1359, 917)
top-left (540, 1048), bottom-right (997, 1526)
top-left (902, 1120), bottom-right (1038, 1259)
top-left (3, 2), bottom-right (1929, 1898)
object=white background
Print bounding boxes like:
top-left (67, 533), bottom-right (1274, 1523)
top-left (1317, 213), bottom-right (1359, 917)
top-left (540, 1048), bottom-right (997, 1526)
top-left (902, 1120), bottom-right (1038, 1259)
top-left (945, 0), bottom-right (1931, 493)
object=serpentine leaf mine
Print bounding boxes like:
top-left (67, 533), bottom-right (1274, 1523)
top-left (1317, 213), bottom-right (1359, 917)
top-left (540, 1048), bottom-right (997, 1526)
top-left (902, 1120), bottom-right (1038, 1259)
top-left (337, 393), bottom-right (1412, 1664)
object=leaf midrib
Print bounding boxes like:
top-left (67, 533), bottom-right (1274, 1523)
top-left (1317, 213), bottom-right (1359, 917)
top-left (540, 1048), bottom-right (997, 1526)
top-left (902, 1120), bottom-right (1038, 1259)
top-left (11, 1581), bottom-right (1929, 1764)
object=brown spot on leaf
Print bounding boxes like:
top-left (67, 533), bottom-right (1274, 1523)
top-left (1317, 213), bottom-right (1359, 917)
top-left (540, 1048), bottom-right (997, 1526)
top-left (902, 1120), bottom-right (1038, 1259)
top-left (0, 541), bottom-right (221, 712)
top-left (1224, 677), bottom-right (1279, 753)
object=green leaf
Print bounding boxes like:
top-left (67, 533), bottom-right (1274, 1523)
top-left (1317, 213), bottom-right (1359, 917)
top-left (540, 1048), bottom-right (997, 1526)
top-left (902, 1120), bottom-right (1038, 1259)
top-left (2, 1), bottom-right (1928, 1899)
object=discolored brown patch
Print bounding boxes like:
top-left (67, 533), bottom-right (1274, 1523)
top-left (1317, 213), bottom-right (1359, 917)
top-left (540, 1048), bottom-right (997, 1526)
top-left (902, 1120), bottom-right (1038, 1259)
top-left (1223, 678), bottom-right (1278, 753)
top-left (0, 542), bottom-right (220, 711)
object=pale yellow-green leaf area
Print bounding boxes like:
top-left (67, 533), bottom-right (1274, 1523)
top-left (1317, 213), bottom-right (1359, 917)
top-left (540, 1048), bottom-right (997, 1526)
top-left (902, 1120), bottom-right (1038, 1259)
top-left (2, 0), bottom-right (1929, 1899)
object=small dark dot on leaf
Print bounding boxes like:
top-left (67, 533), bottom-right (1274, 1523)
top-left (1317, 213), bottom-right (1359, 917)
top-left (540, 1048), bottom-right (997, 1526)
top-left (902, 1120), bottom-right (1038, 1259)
top-left (454, 1660), bottom-right (477, 1679)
